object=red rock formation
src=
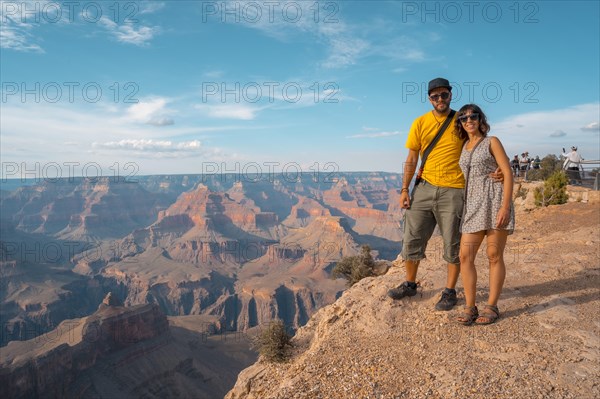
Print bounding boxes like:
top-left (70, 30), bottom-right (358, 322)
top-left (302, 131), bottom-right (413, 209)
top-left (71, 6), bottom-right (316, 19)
top-left (282, 196), bottom-right (331, 228)
top-left (158, 183), bottom-right (283, 241)
top-left (321, 179), bottom-right (403, 242)
top-left (2, 178), bottom-right (168, 240)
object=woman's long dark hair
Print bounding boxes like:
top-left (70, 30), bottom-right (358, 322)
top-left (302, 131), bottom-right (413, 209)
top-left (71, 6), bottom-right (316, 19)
top-left (455, 104), bottom-right (490, 140)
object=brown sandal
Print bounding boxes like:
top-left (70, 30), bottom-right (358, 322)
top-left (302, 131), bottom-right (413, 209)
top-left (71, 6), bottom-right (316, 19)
top-left (475, 305), bottom-right (500, 325)
top-left (456, 306), bottom-right (478, 325)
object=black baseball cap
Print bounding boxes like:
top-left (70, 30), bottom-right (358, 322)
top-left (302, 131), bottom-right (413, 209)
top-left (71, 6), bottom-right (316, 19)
top-left (428, 78), bottom-right (452, 94)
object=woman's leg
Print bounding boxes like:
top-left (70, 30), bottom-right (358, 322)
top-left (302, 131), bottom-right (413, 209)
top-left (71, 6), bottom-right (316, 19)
top-left (484, 229), bottom-right (509, 307)
top-left (459, 231), bottom-right (486, 307)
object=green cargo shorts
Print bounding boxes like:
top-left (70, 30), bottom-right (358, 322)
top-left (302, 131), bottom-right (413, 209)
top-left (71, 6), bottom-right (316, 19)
top-left (401, 180), bottom-right (464, 264)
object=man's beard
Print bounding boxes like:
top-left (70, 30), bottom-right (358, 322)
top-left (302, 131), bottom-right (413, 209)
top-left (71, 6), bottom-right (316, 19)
top-left (434, 102), bottom-right (450, 113)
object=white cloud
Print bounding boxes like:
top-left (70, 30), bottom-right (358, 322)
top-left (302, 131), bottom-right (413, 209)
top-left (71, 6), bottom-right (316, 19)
top-left (98, 16), bottom-right (159, 46)
top-left (124, 98), bottom-right (174, 126)
top-left (195, 104), bottom-right (262, 120)
top-left (0, 24), bottom-right (43, 52)
top-left (126, 98), bottom-right (166, 121)
top-left (1, 1), bottom-right (160, 51)
top-left (215, 1), bottom-right (431, 70)
top-left (322, 37), bottom-right (370, 68)
top-left (0, 2), bottom-right (44, 52)
top-left (94, 139), bottom-right (201, 153)
top-left (218, 1), bottom-right (372, 69)
top-left (0, 102), bottom-right (274, 174)
top-left (139, 1), bottom-right (166, 14)
top-left (0, 102), bottom-right (253, 164)
top-left (581, 122), bottom-right (599, 131)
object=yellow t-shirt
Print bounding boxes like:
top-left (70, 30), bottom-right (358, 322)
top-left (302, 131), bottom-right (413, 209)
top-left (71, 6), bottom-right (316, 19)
top-left (405, 111), bottom-right (465, 188)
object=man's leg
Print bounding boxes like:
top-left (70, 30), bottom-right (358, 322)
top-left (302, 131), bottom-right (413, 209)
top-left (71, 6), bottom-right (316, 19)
top-left (401, 183), bottom-right (437, 277)
top-left (405, 259), bottom-right (420, 282)
top-left (388, 182), bottom-right (436, 300)
top-left (445, 262), bottom-right (460, 290)
top-left (432, 186), bottom-right (463, 310)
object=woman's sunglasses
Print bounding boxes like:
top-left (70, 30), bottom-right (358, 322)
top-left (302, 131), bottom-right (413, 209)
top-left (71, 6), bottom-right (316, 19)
top-left (458, 113), bottom-right (480, 123)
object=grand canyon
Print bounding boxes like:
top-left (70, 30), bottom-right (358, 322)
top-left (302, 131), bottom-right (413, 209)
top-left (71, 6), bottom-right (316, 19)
top-left (0, 172), bottom-right (404, 397)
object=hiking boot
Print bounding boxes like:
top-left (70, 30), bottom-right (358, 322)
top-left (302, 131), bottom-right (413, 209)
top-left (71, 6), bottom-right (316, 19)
top-left (387, 281), bottom-right (417, 300)
top-left (435, 288), bottom-right (458, 311)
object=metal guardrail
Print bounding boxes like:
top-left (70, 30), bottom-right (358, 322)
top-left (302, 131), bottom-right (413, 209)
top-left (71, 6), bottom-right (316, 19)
top-left (565, 160), bottom-right (600, 190)
top-left (514, 159), bottom-right (599, 190)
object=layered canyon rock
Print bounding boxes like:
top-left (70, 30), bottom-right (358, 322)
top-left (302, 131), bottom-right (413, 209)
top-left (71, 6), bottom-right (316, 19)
top-left (0, 177), bottom-right (171, 241)
top-left (0, 297), bottom-right (256, 398)
top-left (1, 173), bottom-right (404, 348)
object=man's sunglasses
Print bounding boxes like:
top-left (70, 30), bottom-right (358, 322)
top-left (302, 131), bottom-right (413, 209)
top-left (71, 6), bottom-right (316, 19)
top-left (458, 113), bottom-right (480, 122)
top-left (429, 92), bottom-right (450, 101)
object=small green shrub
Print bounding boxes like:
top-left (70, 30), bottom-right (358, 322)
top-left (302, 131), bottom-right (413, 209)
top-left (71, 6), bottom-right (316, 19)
top-left (252, 320), bottom-right (292, 362)
top-left (534, 170), bottom-right (569, 207)
top-left (332, 245), bottom-right (375, 286)
top-left (527, 154), bottom-right (563, 181)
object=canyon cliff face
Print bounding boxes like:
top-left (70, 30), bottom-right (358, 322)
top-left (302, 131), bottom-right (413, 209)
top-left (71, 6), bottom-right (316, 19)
top-left (0, 301), bottom-right (170, 398)
top-left (0, 173), bottom-right (404, 348)
top-left (0, 222), bottom-right (114, 346)
top-left (0, 298), bottom-right (256, 398)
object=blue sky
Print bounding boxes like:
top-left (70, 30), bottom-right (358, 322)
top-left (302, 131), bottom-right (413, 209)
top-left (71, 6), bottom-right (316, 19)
top-left (1, 0), bottom-right (599, 178)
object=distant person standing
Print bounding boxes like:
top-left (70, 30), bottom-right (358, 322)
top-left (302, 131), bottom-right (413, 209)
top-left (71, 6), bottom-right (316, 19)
top-left (532, 155), bottom-right (541, 169)
top-left (519, 153), bottom-right (529, 171)
top-left (519, 153), bottom-right (530, 180)
top-left (454, 104), bottom-right (514, 326)
top-left (562, 146), bottom-right (584, 184)
top-left (511, 155), bottom-right (520, 176)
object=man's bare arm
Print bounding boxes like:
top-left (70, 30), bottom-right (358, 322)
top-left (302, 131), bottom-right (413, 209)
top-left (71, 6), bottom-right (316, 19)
top-left (400, 149), bottom-right (419, 208)
top-left (490, 167), bottom-right (504, 182)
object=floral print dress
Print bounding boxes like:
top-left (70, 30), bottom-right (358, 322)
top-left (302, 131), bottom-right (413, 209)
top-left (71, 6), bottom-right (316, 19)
top-left (459, 136), bottom-right (515, 234)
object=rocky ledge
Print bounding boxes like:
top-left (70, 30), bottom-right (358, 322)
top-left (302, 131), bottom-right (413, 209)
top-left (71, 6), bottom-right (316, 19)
top-left (226, 198), bottom-right (600, 399)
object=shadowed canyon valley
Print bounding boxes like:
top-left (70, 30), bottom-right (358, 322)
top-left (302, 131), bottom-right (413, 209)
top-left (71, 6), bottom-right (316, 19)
top-left (0, 172), bottom-right (404, 397)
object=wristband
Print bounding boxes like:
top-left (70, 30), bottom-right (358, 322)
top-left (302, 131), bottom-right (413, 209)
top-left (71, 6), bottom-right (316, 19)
top-left (401, 188), bottom-right (409, 193)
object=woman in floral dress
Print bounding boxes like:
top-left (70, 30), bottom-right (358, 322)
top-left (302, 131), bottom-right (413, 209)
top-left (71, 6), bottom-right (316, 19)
top-left (455, 104), bottom-right (515, 325)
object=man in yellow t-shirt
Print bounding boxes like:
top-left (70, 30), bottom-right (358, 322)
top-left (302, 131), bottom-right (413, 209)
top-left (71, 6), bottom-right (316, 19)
top-left (388, 77), bottom-right (463, 311)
